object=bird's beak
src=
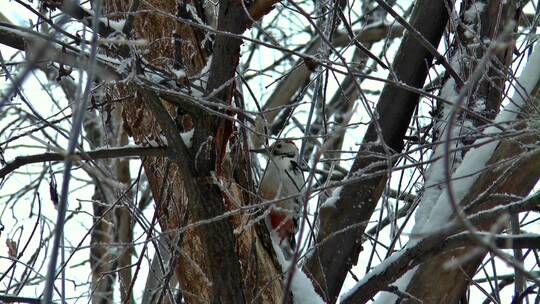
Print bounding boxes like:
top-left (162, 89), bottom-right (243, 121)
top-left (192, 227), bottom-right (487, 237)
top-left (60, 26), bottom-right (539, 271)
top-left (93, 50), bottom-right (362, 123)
top-left (250, 148), bottom-right (269, 154)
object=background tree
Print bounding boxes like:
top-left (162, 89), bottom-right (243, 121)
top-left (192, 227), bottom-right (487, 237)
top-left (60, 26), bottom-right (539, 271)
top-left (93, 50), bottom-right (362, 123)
top-left (1, 0), bottom-right (540, 303)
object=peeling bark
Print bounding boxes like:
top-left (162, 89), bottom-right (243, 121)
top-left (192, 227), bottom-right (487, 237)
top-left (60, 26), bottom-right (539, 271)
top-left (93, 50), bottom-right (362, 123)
top-left (100, 0), bottom-right (285, 302)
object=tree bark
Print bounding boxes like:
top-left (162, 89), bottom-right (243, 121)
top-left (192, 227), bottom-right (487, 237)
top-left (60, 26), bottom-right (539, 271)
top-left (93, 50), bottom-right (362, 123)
top-left (304, 1), bottom-right (451, 302)
top-left (404, 1), bottom-right (521, 302)
top-left (100, 0), bottom-right (285, 302)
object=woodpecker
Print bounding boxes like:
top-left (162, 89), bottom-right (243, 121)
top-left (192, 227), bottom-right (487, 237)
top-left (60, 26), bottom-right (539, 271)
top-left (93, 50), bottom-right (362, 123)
top-left (255, 140), bottom-right (305, 252)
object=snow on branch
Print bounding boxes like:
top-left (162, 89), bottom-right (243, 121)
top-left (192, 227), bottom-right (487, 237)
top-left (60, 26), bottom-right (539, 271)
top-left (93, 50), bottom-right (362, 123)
top-left (344, 39), bottom-right (540, 304)
top-left (341, 190), bottom-right (540, 303)
top-left (270, 236), bottom-right (325, 304)
top-left (416, 39), bottom-right (540, 237)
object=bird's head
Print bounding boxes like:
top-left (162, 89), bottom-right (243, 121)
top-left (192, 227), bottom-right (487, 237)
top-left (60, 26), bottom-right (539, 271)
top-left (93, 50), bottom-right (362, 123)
top-left (251, 140), bottom-right (299, 158)
top-left (269, 140), bottom-right (299, 158)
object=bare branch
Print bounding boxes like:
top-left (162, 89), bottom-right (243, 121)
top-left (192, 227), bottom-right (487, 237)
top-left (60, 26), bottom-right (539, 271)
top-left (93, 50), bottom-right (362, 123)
top-left (0, 146), bottom-right (166, 179)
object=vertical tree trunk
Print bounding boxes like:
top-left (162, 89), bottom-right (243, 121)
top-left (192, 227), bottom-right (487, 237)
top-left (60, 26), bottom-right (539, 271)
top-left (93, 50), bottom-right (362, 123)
top-left (100, 0), bottom-right (285, 302)
top-left (403, 1), bottom-right (521, 302)
top-left (305, 1), bottom-right (451, 302)
top-left (83, 93), bottom-right (133, 303)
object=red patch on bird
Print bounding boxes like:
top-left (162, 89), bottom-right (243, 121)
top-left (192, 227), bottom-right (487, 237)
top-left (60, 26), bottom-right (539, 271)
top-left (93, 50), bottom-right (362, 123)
top-left (270, 211), bottom-right (295, 240)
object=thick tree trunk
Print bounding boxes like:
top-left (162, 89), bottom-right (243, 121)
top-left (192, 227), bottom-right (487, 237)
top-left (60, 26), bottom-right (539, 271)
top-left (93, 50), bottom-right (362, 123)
top-left (403, 1), bottom-right (521, 302)
top-left (304, 1), bottom-right (451, 302)
top-left (100, 0), bottom-right (285, 302)
top-left (406, 130), bottom-right (540, 304)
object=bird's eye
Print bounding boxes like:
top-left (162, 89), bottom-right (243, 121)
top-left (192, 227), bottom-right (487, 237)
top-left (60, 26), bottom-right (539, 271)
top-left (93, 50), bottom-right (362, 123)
top-left (277, 144), bottom-right (282, 149)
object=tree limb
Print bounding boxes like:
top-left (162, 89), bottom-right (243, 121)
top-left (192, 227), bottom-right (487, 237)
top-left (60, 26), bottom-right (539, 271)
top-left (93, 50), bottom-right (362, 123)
top-left (304, 2), bottom-right (452, 302)
top-left (0, 146), bottom-right (166, 179)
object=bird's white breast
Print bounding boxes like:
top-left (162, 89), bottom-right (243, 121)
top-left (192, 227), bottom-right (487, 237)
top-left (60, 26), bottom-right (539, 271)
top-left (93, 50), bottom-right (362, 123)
top-left (260, 156), bottom-right (304, 211)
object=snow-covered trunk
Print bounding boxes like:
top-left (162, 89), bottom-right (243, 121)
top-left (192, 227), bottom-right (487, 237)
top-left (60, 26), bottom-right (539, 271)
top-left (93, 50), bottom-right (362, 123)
top-left (413, 0), bottom-right (513, 238)
top-left (403, 1), bottom-right (531, 302)
top-left (82, 95), bottom-right (133, 304)
top-left (85, 104), bottom-right (119, 304)
top-left (304, 1), bottom-right (453, 302)
top-left (375, 32), bottom-right (466, 304)
top-left (412, 53), bottom-right (463, 236)
top-left (374, 1), bottom-right (521, 302)
top-left (344, 31), bottom-right (540, 304)
top-left (376, 3), bottom-right (486, 301)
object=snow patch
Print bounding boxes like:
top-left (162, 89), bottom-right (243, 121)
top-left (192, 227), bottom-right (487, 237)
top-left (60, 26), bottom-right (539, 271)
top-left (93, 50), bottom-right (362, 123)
top-left (270, 235), bottom-right (325, 304)
top-left (341, 249), bottom-right (405, 301)
top-left (464, 2), bottom-right (485, 23)
top-left (98, 17), bottom-right (126, 33)
top-left (185, 4), bottom-right (205, 25)
top-left (321, 186), bottom-right (342, 209)
top-left (416, 41), bottom-right (540, 238)
top-left (202, 31), bottom-right (213, 48)
top-left (471, 98), bottom-right (486, 113)
top-left (412, 53), bottom-right (461, 234)
top-left (116, 58), bottom-right (131, 74)
top-left (193, 55), bottom-right (213, 92)
top-left (145, 72), bottom-right (166, 84)
top-left (372, 266), bottom-right (417, 304)
top-left (181, 129), bottom-right (194, 148)
top-left (174, 68), bottom-right (187, 78)
top-left (146, 138), bottom-right (167, 147)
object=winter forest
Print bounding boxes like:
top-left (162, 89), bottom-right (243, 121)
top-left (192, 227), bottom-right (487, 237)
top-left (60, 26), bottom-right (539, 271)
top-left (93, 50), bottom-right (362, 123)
top-left (1, 0), bottom-right (540, 303)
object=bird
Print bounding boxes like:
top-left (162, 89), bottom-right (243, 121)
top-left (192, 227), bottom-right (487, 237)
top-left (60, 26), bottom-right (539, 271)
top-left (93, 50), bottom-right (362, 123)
top-left (254, 140), bottom-right (305, 253)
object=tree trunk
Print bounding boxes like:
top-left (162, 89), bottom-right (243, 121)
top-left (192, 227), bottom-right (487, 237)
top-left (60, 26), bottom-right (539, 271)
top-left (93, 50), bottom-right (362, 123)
top-left (100, 0), bottom-right (285, 302)
top-left (304, 1), bottom-right (451, 302)
top-left (404, 1), bottom-right (522, 302)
